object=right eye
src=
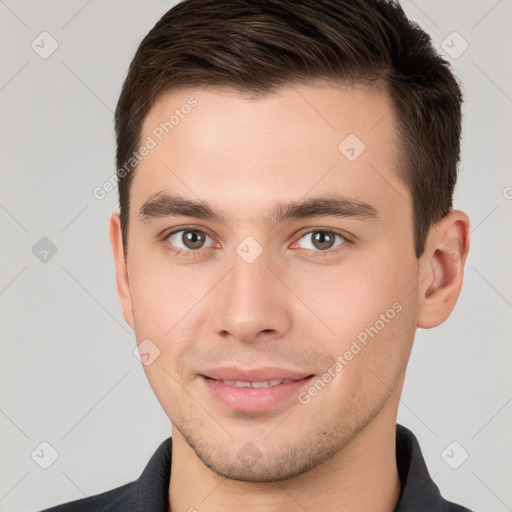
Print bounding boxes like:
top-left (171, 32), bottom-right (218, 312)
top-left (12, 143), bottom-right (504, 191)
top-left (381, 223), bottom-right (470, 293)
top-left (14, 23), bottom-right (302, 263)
top-left (165, 227), bottom-right (216, 255)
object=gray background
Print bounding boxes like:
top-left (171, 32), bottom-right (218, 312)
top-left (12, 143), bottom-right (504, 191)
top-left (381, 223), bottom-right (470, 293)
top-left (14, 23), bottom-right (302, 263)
top-left (1, 1), bottom-right (511, 511)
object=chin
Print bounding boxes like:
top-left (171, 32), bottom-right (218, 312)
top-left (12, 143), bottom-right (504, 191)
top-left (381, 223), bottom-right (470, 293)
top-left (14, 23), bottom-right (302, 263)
top-left (180, 423), bottom-right (352, 483)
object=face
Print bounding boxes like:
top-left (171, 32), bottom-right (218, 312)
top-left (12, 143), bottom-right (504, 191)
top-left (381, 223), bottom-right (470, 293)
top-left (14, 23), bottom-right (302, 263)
top-left (114, 83), bottom-right (421, 481)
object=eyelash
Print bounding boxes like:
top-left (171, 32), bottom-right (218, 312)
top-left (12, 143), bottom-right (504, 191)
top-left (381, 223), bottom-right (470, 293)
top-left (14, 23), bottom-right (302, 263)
top-left (161, 226), bottom-right (351, 259)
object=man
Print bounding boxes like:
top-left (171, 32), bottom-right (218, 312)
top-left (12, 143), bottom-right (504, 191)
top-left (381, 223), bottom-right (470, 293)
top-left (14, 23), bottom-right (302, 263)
top-left (42, 0), bottom-right (474, 510)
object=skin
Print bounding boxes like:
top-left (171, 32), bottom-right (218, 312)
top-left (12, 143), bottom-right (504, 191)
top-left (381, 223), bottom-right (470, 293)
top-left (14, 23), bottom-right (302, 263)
top-left (109, 82), bottom-right (470, 512)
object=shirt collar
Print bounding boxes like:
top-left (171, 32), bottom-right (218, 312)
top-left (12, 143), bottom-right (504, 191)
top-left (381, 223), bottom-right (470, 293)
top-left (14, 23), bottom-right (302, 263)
top-left (393, 424), bottom-right (471, 510)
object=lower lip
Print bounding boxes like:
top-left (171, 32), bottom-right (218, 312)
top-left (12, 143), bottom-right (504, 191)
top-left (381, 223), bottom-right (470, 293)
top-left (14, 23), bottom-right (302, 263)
top-left (201, 375), bottom-right (314, 412)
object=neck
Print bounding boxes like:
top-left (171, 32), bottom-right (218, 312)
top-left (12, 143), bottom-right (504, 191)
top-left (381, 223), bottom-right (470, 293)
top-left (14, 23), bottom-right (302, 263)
top-left (169, 404), bottom-right (401, 512)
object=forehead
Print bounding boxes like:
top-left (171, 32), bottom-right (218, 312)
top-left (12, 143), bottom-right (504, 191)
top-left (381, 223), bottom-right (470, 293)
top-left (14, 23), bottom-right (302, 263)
top-left (131, 83), bottom-right (408, 226)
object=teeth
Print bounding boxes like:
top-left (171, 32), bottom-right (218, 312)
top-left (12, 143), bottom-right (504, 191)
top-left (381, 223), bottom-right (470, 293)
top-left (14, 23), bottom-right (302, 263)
top-left (251, 380), bottom-right (274, 388)
top-left (221, 379), bottom-right (294, 388)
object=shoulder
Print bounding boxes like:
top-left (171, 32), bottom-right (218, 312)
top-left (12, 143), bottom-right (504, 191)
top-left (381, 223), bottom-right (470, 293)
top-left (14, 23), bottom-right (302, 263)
top-left (38, 480), bottom-right (137, 512)
top-left (394, 425), bottom-right (476, 512)
top-left (38, 436), bottom-right (172, 512)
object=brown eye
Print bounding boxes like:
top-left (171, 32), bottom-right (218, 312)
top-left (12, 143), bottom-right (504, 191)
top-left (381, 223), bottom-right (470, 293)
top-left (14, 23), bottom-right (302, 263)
top-left (297, 230), bottom-right (346, 251)
top-left (167, 229), bottom-right (213, 251)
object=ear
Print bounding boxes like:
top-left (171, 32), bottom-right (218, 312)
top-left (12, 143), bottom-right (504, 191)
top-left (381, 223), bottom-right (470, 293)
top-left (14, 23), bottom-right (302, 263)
top-left (109, 212), bottom-right (135, 330)
top-left (417, 210), bottom-right (470, 329)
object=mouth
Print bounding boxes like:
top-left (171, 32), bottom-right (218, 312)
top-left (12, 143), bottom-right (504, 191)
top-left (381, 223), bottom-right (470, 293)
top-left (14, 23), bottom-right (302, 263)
top-left (200, 367), bottom-right (315, 412)
top-left (215, 378), bottom-right (301, 388)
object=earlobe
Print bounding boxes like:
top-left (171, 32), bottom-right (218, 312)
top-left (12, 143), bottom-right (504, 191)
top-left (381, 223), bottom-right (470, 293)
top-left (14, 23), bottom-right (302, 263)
top-left (109, 212), bottom-right (135, 330)
top-left (417, 210), bottom-right (470, 329)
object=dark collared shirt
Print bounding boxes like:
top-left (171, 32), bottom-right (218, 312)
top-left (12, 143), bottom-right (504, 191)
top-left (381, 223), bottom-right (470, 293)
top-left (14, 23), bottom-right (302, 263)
top-left (40, 424), bottom-right (474, 511)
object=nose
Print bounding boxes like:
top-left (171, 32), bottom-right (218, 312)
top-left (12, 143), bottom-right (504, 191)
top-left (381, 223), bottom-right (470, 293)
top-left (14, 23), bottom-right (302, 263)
top-left (210, 247), bottom-right (293, 344)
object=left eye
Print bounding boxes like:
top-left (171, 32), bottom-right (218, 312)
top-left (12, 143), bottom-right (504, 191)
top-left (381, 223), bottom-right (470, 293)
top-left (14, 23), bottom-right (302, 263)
top-left (167, 229), bottom-right (214, 251)
top-left (296, 230), bottom-right (346, 251)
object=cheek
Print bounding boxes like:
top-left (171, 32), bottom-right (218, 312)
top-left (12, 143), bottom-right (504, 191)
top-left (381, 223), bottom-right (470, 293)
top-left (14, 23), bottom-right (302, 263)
top-left (317, 254), bottom-right (417, 399)
top-left (127, 246), bottom-right (212, 338)
top-left (288, 249), bottom-right (417, 344)
top-left (127, 254), bottom-right (208, 398)
top-left (290, 248), bottom-right (418, 402)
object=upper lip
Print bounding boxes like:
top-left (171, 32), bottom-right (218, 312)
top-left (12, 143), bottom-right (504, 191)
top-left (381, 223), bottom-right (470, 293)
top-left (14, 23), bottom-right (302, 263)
top-left (201, 367), bottom-right (314, 382)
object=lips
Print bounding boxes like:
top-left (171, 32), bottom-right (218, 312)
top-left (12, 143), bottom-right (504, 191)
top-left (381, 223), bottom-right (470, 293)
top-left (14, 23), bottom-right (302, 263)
top-left (200, 367), bottom-right (315, 412)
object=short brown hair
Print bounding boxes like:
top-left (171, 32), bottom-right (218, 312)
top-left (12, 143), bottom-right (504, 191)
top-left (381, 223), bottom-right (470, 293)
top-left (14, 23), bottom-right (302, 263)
top-left (115, 0), bottom-right (463, 258)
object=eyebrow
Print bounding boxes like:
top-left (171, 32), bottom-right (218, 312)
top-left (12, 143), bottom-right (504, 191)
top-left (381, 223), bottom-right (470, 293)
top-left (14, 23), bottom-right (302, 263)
top-left (139, 191), bottom-right (380, 226)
